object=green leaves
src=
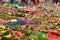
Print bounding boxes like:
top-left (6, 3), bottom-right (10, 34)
top-left (0, 14), bottom-right (7, 19)
top-left (41, 23), bottom-right (47, 27)
top-left (24, 30), bottom-right (32, 35)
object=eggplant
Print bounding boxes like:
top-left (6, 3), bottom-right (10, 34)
top-left (5, 20), bottom-right (27, 26)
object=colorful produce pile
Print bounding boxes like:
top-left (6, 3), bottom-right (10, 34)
top-left (0, 4), bottom-right (60, 40)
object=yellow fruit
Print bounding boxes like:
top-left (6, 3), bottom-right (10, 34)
top-left (10, 19), bottom-right (17, 22)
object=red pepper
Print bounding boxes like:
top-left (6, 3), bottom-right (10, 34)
top-left (13, 31), bottom-right (23, 38)
top-left (30, 24), bottom-right (38, 29)
top-left (48, 31), bottom-right (60, 39)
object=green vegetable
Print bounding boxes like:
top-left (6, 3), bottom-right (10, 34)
top-left (0, 25), bottom-right (6, 29)
top-left (41, 23), bottom-right (47, 27)
top-left (1, 31), bottom-right (6, 33)
top-left (8, 12), bottom-right (13, 16)
top-left (24, 30), bottom-right (32, 35)
top-left (3, 31), bottom-right (9, 35)
top-left (54, 22), bottom-right (60, 26)
top-left (21, 36), bottom-right (26, 40)
top-left (2, 34), bottom-right (12, 40)
top-left (4, 34), bottom-right (12, 38)
top-left (13, 4), bottom-right (22, 9)
top-left (55, 14), bottom-right (60, 18)
top-left (13, 36), bottom-right (18, 40)
top-left (38, 33), bottom-right (48, 40)
top-left (2, 37), bottom-right (10, 40)
top-left (30, 35), bottom-right (39, 40)
top-left (15, 24), bottom-right (21, 29)
top-left (16, 14), bottom-right (25, 17)
top-left (40, 14), bottom-right (46, 18)
top-left (27, 37), bottom-right (34, 40)
top-left (0, 14), bottom-right (7, 19)
top-left (36, 16), bottom-right (41, 18)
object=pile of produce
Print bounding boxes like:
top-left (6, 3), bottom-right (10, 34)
top-left (0, 3), bottom-right (60, 40)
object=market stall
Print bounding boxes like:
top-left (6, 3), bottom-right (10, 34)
top-left (0, 1), bottom-right (60, 40)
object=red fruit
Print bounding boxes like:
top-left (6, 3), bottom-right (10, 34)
top-left (19, 28), bottom-right (23, 31)
top-left (48, 31), bottom-right (60, 39)
top-left (31, 24), bottom-right (38, 29)
top-left (57, 18), bottom-right (60, 22)
top-left (13, 31), bottom-right (23, 38)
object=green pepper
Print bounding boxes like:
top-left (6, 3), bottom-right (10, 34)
top-left (27, 37), bottom-right (34, 40)
top-left (21, 36), bottom-right (26, 40)
top-left (16, 14), bottom-right (25, 17)
top-left (24, 30), bottom-right (32, 35)
top-left (8, 12), bottom-right (13, 16)
top-left (38, 33), bottom-right (48, 40)
top-left (36, 16), bottom-right (41, 18)
top-left (13, 36), bottom-right (18, 40)
top-left (15, 24), bottom-right (21, 29)
top-left (41, 23), bottom-right (47, 27)
top-left (54, 22), bottom-right (60, 26)
top-left (55, 14), bottom-right (60, 18)
top-left (2, 34), bottom-right (12, 40)
top-left (3, 31), bottom-right (9, 35)
top-left (30, 35), bottom-right (39, 40)
top-left (2, 37), bottom-right (10, 40)
top-left (0, 25), bottom-right (6, 29)
top-left (0, 14), bottom-right (7, 19)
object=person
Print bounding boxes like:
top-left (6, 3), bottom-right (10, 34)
top-left (10, 0), bottom-right (16, 4)
top-left (21, 0), bottom-right (26, 6)
top-left (0, 0), bottom-right (2, 2)
top-left (56, 2), bottom-right (60, 10)
top-left (55, 0), bottom-right (59, 4)
top-left (39, 0), bottom-right (44, 4)
top-left (0, 0), bottom-right (2, 4)
top-left (33, 0), bottom-right (38, 5)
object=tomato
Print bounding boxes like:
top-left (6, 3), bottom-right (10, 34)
top-left (48, 31), bottom-right (60, 39)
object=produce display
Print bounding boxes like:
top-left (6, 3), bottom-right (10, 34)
top-left (0, 3), bottom-right (60, 40)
